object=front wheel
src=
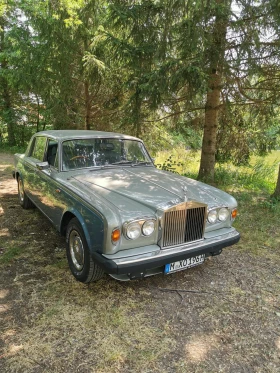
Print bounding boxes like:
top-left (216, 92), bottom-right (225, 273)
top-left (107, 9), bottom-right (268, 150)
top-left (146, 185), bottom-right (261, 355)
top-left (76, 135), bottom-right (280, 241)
top-left (17, 176), bottom-right (34, 209)
top-left (66, 218), bottom-right (104, 283)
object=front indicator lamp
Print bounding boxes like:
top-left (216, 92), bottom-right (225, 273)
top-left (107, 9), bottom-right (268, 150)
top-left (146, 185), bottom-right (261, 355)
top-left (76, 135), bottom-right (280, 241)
top-left (231, 208), bottom-right (237, 220)
top-left (111, 228), bottom-right (121, 244)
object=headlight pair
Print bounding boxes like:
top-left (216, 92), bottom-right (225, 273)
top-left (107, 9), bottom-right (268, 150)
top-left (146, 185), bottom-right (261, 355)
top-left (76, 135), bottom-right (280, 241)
top-left (207, 207), bottom-right (230, 224)
top-left (124, 219), bottom-right (155, 240)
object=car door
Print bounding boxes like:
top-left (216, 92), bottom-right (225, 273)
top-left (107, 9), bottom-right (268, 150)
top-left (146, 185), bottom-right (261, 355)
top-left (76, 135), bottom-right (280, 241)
top-left (24, 136), bottom-right (65, 228)
top-left (37, 139), bottom-right (66, 228)
top-left (35, 139), bottom-right (66, 228)
top-left (22, 135), bottom-right (48, 203)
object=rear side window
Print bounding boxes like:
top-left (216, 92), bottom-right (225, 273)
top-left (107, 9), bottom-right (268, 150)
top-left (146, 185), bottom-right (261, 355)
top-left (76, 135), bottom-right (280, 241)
top-left (30, 137), bottom-right (47, 161)
top-left (46, 140), bottom-right (58, 168)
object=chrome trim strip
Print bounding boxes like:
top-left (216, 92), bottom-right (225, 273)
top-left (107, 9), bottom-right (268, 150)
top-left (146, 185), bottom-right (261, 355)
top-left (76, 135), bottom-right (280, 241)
top-left (109, 229), bottom-right (240, 266)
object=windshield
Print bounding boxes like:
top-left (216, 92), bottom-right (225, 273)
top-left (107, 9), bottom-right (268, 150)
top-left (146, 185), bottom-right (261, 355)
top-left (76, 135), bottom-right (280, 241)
top-left (62, 138), bottom-right (152, 171)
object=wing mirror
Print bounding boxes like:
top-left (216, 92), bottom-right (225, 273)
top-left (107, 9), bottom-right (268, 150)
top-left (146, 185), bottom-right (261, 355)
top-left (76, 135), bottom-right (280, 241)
top-left (36, 161), bottom-right (50, 171)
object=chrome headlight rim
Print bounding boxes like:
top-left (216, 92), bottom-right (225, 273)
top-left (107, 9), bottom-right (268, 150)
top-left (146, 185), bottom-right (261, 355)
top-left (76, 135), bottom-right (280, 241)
top-left (218, 207), bottom-right (230, 222)
top-left (207, 206), bottom-right (230, 224)
top-left (125, 222), bottom-right (141, 240)
top-left (207, 209), bottom-right (218, 224)
top-left (142, 220), bottom-right (155, 236)
top-left (123, 218), bottom-right (156, 240)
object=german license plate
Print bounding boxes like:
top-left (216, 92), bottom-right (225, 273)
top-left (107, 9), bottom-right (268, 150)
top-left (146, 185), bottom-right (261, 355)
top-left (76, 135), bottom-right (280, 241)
top-left (164, 254), bottom-right (205, 274)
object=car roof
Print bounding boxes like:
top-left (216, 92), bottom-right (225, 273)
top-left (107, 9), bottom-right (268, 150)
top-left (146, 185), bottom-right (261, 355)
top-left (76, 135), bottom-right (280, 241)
top-left (35, 130), bottom-right (141, 142)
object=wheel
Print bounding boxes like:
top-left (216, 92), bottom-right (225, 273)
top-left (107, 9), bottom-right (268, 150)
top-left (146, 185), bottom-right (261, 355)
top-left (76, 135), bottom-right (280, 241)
top-left (66, 218), bottom-right (104, 283)
top-left (17, 176), bottom-right (34, 209)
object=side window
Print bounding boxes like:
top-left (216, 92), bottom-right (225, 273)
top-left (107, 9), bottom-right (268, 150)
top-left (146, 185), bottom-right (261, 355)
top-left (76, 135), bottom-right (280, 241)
top-left (54, 151), bottom-right (59, 169)
top-left (30, 137), bottom-right (47, 161)
top-left (46, 140), bottom-right (58, 168)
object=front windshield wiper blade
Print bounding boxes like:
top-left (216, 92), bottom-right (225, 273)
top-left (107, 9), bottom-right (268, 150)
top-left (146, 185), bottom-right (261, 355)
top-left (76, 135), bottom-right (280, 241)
top-left (89, 164), bottom-right (119, 171)
top-left (111, 160), bottom-right (153, 166)
top-left (111, 160), bottom-right (134, 165)
top-left (88, 161), bottom-right (153, 169)
top-left (132, 161), bottom-right (153, 166)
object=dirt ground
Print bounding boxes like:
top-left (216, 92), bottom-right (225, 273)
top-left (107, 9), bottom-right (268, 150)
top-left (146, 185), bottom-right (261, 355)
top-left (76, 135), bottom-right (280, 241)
top-left (0, 152), bottom-right (279, 373)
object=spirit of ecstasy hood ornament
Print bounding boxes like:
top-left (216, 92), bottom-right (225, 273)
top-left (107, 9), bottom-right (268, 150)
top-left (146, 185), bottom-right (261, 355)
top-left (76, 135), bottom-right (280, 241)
top-left (182, 185), bottom-right (188, 201)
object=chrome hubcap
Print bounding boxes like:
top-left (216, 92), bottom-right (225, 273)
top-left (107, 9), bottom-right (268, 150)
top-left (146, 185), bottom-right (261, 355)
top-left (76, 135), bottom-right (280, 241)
top-left (18, 179), bottom-right (24, 202)
top-left (69, 230), bottom-right (84, 271)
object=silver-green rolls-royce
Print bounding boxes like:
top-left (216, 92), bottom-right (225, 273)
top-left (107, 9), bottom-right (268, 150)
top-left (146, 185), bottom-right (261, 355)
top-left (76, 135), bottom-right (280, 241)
top-left (13, 130), bottom-right (240, 282)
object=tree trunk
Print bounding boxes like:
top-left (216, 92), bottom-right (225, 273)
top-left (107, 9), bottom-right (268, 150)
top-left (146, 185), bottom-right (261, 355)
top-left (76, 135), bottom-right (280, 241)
top-left (84, 81), bottom-right (91, 130)
top-left (198, 0), bottom-right (231, 182)
top-left (135, 88), bottom-right (142, 138)
top-left (36, 95), bottom-right (40, 132)
top-left (198, 73), bottom-right (221, 181)
top-left (0, 16), bottom-right (16, 145)
top-left (2, 82), bottom-right (16, 145)
top-left (271, 164), bottom-right (280, 199)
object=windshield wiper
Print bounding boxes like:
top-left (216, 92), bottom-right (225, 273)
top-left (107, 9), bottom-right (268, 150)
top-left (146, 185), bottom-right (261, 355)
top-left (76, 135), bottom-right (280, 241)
top-left (132, 161), bottom-right (153, 166)
top-left (89, 164), bottom-right (118, 171)
top-left (111, 160), bottom-right (134, 165)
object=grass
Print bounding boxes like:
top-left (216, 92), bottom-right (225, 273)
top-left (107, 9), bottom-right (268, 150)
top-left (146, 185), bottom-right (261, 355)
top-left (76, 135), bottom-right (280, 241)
top-left (156, 149), bottom-right (280, 193)
top-left (156, 149), bottom-right (280, 259)
top-left (1, 150), bottom-right (280, 373)
top-left (0, 143), bottom-right (26, 155)
top-left (0, 246), bottom-right (25, 264)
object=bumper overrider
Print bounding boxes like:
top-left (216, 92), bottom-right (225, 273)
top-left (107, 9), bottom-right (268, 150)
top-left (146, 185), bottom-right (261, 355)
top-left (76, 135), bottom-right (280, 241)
top-left (91, 228), bottom-right (240, 279)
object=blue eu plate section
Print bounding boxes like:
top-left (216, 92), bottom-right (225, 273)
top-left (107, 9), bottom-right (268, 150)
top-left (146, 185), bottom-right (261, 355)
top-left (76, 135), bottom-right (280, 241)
top-left (164, 254), bottom-right (205, 274)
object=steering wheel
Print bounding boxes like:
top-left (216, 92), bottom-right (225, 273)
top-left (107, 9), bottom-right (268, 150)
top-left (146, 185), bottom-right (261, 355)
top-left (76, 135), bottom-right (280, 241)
top-left (70, 155), bottom-right (90, 161)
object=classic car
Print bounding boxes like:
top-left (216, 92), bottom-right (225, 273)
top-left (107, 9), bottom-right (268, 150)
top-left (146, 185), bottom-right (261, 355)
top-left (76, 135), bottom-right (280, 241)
top-left (13, 130), bottom-right (240, 283)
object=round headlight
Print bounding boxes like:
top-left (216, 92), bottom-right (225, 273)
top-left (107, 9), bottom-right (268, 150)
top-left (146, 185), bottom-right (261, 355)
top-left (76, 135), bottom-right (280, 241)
top-left (126, 222), bottom-right (141, 240)
top-left (208, 209), bottom-right (218, 224)
top-left (142, 220), bottom-right (155, 236)
top-left (218, 207), bottom-right (229, 222)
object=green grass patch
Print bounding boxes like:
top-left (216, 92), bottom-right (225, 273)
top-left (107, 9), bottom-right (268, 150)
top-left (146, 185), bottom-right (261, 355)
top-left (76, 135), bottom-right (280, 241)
top-left (0, 246), bottom-right (25, 264)
top-left (0, 143), bottom-right (26, 154)
top-left (156, 149), bottom-right (280, 258)
top-left (156, 149), bottom-right (280, 193)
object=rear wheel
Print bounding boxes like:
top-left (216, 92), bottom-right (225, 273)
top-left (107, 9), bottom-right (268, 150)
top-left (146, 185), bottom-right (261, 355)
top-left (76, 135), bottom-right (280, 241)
top-left (17, 176), bottom-right (34, 209)
top-left (66, 218), bottom-right (104, 283)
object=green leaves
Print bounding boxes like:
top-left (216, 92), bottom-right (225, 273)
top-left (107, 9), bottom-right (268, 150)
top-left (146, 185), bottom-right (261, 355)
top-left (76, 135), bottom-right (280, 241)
top-left (156, 155), bottom-right (183, 174)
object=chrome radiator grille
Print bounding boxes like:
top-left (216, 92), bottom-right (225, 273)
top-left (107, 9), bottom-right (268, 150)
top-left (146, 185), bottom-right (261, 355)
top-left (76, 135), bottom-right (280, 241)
top-left (162, 204), bottom-right (206, 248)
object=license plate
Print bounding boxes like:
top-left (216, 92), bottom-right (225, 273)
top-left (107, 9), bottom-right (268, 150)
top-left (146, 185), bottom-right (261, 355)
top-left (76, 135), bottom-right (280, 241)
top-left (164, 254), bottom-right (205, 274)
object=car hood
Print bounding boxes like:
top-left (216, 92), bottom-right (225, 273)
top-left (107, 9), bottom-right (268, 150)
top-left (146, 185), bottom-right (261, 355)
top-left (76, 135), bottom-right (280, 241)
top-left (67, 166), bottom-right (237, 215)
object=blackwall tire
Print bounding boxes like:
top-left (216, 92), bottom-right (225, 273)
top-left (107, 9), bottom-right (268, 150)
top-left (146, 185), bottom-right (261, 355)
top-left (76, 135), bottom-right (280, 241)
top-left (66, 218), bottom-right (104, 283)
top-left (17, 176), bottom-right (34, 209)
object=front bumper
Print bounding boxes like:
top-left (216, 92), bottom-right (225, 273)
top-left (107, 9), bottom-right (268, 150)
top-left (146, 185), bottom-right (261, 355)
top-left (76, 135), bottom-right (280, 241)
top-left (91, 228), bottom-right (240, 279)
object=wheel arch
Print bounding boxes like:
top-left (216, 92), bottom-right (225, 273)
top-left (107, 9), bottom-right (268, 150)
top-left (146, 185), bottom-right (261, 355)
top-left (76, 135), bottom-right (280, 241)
top-left (60, 209), bottom-right (93, 250)
top-left (15, 171), bottom-right (21, 181)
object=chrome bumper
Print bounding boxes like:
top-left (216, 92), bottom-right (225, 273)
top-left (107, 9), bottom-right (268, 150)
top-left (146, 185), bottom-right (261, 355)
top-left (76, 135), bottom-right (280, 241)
top-left (92, 228), bottom-right (240, 277)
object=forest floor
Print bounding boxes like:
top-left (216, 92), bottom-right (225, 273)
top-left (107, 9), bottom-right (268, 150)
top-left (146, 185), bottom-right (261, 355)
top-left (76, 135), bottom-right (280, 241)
top-left (0, 152), bottom-right (279, 373)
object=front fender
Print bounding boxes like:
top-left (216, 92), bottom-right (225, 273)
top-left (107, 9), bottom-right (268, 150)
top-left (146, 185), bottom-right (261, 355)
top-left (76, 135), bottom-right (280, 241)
top-left (61, 206), bottom-right (105, 254)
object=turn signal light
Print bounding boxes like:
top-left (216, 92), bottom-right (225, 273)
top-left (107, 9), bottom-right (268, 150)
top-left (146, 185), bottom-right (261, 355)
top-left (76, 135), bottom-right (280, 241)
top-left (111, 228), bottom-right (121, 244)
top-left (231, 208), bottom-right (237, 220)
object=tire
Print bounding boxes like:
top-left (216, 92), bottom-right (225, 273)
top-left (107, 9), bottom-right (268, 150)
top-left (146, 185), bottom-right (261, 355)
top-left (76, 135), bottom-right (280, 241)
top-left (66, 218), bottom-right (104, 283)
top-left (17, 176), bottom-right (34, 209)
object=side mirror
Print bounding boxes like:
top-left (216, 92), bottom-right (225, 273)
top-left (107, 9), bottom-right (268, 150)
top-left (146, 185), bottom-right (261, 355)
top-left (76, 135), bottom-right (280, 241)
top-left (36, 161), bottom-right (50, 171)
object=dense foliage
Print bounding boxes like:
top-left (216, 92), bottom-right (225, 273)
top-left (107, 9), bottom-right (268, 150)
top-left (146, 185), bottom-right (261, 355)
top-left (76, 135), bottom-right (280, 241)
top-left (1, 0), bottom-right (280, 181)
